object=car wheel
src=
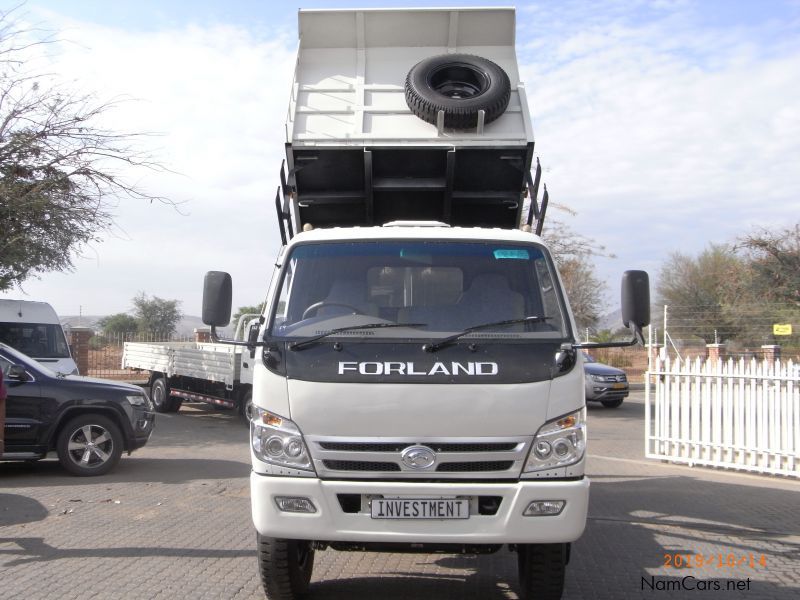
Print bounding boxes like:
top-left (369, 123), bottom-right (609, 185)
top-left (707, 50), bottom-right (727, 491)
top-left (405, 54), bottom-right (511, 129)
top-left (56, 414), bottom-right (123, 476)
top-left (257, 534), bottom-right (314, 600)
top-left (602, 399), bottom-right (624, 408)
top-left (517, 543), bottom-right (567, 600)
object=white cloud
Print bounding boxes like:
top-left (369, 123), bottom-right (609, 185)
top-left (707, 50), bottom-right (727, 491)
top-left (4, 10), bottom-right (297, 316)
top-left (516, 1), bottom-right (800, 306)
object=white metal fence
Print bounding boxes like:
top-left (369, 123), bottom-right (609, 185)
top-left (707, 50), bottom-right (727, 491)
top-left (646, 357), bottom-right (800, 477)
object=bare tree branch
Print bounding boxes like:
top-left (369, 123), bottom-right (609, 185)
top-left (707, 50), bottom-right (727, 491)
top-left (0, 9), bottom-right (181, 290)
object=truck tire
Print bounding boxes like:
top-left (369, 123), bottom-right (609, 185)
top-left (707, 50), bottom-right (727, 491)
top-left (517, 543), bottom-right (567, 600)
top-left (151, 377), bottom-right (181, 413)
top-left (405, 54), bottom-right (511, 129)
top-left (56, 414), bottom-right (123, 476)
top-left (151, 377), bottom-right (170, 413)
top-left (602, 398), bottom-right (624, 408)
top-left (239, 389), bottom-right (253, 422)
top-left (257, 535), bottom-right (314, 600)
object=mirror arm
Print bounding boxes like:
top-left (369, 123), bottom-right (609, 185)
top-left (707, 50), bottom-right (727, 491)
top-left (210, 325), bottom-right (271, 347)
top-left (574, 337), bottom-right (637, 349)
top-left (574, 325), bottom-right (646, 349)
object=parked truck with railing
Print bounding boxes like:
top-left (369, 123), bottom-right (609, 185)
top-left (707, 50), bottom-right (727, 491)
top-left (121, 314), bottom-right (259, 416)
top-left (201, 8), bottom-right (650, 600)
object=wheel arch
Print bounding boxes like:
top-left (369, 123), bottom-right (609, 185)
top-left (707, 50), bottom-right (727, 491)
top-left (50, 406), bottom-right (134, 453)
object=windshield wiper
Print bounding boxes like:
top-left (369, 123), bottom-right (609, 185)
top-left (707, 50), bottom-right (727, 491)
top-left (289, 323), bottom-right (427, 351)
top-left (423, 316), bottom-right (551, 353)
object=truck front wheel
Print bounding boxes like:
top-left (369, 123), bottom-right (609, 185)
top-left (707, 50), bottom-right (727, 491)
top-left (151, 377), bottom-right (181, 413)
top-left (517, 543), bottom-right (567, 600)
top-left (257, 534), bottom-right (314, 600)
top-left (239, 389), bottom-right (253, 422)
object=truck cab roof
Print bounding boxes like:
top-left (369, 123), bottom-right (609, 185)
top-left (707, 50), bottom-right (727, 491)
top-left (287, 222), bottom-right (545, 246)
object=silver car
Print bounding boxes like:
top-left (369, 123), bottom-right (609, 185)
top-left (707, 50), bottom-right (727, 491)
top-left (583, 353), bottom-right (628, 408)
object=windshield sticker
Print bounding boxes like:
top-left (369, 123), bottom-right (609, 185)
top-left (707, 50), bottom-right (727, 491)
top-left (493, 249), bottom-right (530, 260)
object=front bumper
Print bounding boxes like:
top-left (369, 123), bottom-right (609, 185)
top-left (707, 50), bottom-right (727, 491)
top-left (586, 384), bottom-right (629, 401)
top-left (251, 474), bottom-right (589, 544)
top-left (127, 409), bottom-right (155, 451)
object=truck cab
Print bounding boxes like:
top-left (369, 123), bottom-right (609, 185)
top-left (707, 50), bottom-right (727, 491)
top-left (202, 8), bottom-right (649, 600)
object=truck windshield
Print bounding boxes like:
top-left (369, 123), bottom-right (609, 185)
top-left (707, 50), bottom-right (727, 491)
top-left (269, 240), bottom-right (568, 341)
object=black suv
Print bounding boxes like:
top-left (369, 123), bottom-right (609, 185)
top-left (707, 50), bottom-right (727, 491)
top-left (1, 342), bottom-right (155, 476)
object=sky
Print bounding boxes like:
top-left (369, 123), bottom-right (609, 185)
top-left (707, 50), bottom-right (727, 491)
top-left (1, 0), bottom-right (799, 320)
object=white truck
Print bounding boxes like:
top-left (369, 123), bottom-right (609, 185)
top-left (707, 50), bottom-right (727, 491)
top-left (202, 8), bottom-right (650, 600)
top-left (120, 315), bottom-right (259, 416)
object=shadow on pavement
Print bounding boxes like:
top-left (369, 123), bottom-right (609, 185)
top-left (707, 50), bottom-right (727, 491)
top-left (0, 536), bottom-right (252, 567)
top-left (310, 551), bottom-right (518, 599)
top-left (0, 493), bottom-right (48, 527)
top-left (563, 475), bottom-right (800, 598)
top-left (0, 456), bottom-right (249, 487)
top-left (590, 475), bottom-right (800, 535)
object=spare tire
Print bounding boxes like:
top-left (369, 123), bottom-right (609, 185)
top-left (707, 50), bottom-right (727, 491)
top-left (405, 54), bottom-right (511, 129)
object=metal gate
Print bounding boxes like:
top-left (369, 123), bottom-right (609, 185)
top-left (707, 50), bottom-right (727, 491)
top-left (646, 356), bottom-right (800, 477)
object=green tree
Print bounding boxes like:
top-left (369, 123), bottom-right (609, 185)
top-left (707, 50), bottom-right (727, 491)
top-left (657, 244), bottom-right (746, 343)
top-left (0, 9), bottom-right (169, 291)
top-left (591, 328), bottom-right (630, 343)
top-left (231, 303), bottom-right (265, 328)
top-left (736, 224), bottom-right (800, 306)
top-left (731, 223), bottom-right (800, 347)
top-left (97, 313), bottom-right (138, 336)
top-left (132, 293), bottom-right (182, 336)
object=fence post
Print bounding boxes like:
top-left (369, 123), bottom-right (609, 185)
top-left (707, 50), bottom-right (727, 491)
top-left (761, 344), bottom-right (781, 363)
top-left (706, 343), bottom-right (726, 364)
top-left (66, 326), bottom-right (94, 375)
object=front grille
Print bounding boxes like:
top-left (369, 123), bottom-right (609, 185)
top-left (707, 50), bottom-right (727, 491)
top-left (308, 435), bottom-right (532, 480)
top-left (319, 442), bottom-right (518, 453)
top-left (324, 460), bottom-right (400, 472)
top-left (436, 461), bottom-right (514, 472)
top-left (320, 442), bottom-right (408, 452)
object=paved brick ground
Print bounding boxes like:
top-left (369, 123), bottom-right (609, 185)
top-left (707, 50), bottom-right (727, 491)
top-left (1, 393), bottom-right (798, 599)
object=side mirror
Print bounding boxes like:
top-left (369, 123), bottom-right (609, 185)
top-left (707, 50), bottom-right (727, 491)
top-left (202, 271), bottom-right (233, 327)
top-left (621, 270), bottom-right (650, 343)
top-left (8, 365), bottom-right (30, 381)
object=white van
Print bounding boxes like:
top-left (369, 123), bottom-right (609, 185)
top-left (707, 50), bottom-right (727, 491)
top-left (0, 299), bottom-right (79, 375)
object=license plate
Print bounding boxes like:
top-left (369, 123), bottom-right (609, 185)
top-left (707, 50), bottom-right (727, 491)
top-left (612, 383), bottom-right (626, 389)
top-left (370, 498), bottom-right (469, 520)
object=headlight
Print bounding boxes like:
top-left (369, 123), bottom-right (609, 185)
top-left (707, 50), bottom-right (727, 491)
top-left (524, 408), bottom-right (586, 472)
top-left (126, 394), bottom-right (148, 407)
top-left (589, 374), bottom-right (604, 382)
top-left (251, 407), bottom-right (313, 472)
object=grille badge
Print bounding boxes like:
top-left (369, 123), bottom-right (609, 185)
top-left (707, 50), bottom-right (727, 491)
top-left (400, 445), bottom-right (436, 470)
